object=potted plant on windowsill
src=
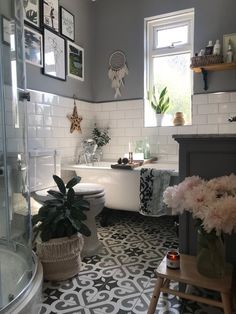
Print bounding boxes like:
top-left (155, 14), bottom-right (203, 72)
top-left (147, 86), bottom-right (170, 126)
top-left (32, 175), bottom-right (91, 281)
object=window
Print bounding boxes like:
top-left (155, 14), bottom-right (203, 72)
top-left (144, 9), bottom-right (194, 126)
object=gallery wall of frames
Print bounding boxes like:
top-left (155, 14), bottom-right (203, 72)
top-left (2, 0), bottom-right (84, 82)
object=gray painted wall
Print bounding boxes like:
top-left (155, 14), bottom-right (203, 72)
top-left (26, 0), bottom-right (95, 101)
top-left (92, 0), bottom-right (236, 102)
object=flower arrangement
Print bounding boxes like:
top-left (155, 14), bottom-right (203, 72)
top-left (163, 174), bottom-right (236, 235)
top-left (92, 124), bottom-right (111, 148)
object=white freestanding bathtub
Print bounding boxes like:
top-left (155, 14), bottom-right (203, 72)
top-left (62, 161), bottom-right (179, 212)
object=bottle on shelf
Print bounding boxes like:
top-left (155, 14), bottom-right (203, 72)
top-left (213, 39), bottom-right (221, 55)
top-left (226, 40), bottom-right (233, 63)
top-left (205, 40), bottom-right (213, 55)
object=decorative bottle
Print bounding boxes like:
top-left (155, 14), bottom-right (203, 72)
top-left (226, 41), bottom-right (233, 63)
top-left (143, 137), bottom-right (151, 159)
top-left (213, 39), bottom-right (221, 55)
top-left (205, 40), bottom-right (213, 55)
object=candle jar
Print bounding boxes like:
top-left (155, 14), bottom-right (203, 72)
top-left (166, 250), bottom-right (180, 269)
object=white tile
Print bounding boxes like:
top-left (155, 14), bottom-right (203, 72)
top-left (219, 103), bottom-right (236, 114)
top-left (36, 127), bottom-right (52, 137)
top-left (95, 111), bottom-right (110, 120)
top-left (159, 144), bottom-right (177, 155)
top-left (125, 128), bottom-right (141, 136)
top-left (192, 115), bottom-right (208, 125)
top-left (28, 127), bottom-right (37, 138)
top-left (44, 116), bottom-right (53, 126)
top-left (110, 128), bottom-right (125, 137)
top-left (192, 94), bottom-right (208, 105)
top-left (117, 119), bottom-right (133, 128)
top-left (230, 92), bottom-right (236, 102)
top-left (101, 102), bottom-right (117, 111)
top-left (207, 114), bottom-right (229, 124)
top-left (197, 124), bottom-right (218, 134)
top-left (52, 128), bottom-right (65, 137)
top-left (109, 111), bottom-right (125, 120)
top-left (36, 103), bottom-right (51, 115)
top-left (177, 125), bottom-right (198, 134)
top-left (27, 102), bottom-right (36, 114)
top-left (43, 93), bottom-right (59, 105)
top-left (28, 115), bottom-right (43, 126)
top-left (219, 123), bottom-right (236, 134)
top-left (132, 119), bottom-right (143, 128)
top-left (192, 104), bottom-right (198, 115)
top-left (141, 127), bottom-right (157, 136)
top-left (208, 92), bottom-right (230, 104)
top-left (29, 90), bottom-right (43, 103)
top-left (125, 110), bottom-right (142, 119)
top-left (28, 138), bottom-right (44, 150)
top-left (198, 104), bottom-right (218, 114)
top-left (158, 126), bottom-right (178, 136)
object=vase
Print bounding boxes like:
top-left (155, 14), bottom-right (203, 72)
top-left (173, 112), bottom-right (185, 126)
top-left (156, 114), bottom-right (164, 126)
top-left (196, 227), bottom-right (225, 278)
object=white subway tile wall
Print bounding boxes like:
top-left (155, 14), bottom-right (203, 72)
top-left (3, 88), bottom-right (236, 163)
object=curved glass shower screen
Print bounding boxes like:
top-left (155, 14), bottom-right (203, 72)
top-left (0, 0), bottom-right (35, 311)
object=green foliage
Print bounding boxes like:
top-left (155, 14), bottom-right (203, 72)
top-left (147, 86), bottom-right (170, 114)
top-left (32, 175), bottom-right (91, 242)
top-left (92, 125), bottom-right (111, 148)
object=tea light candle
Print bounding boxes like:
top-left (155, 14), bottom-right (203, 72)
top-left (166, 250), bottom-right (180, 269)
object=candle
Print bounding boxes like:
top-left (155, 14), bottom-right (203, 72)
top-left (128, 141), bottom-right (132, 152)
top-left (166, 250), bottom-right (180, 269)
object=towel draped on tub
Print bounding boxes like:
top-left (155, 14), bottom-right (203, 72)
top-left (139, 168), bottom-right (173, 216)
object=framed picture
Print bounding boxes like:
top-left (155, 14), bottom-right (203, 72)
top-left (24, 26), bottom-right (43, 67)
top-left (2, 16), bottom-right (10, 45)
top-left (60, 6), bottom-right (75, 41)
top-left (223, 33), bottom-right (236, 63)
top-left (23, 0), bottom-right (40, 28)
top-left (67, 41), bottom-right (84, 81)
top-left (43, 28), bottom-right (66, 80)
top-left (43, 0), bottom-right (59, 32)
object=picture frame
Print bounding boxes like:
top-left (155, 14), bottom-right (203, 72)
top-left (23, 0), bottom-right (40, 28)
top-left (223, 33), bottom-right (236, 63)
top-left (24, 26), bottom-right (43, 67)
top-left (2, 16), bottom-right (11, 45)
top-left (43, 28), bottom-right (66, 80)
top-left (60, 6), bottom-right (75, 41)
top-left (43, 0), bottom-right (59, 32)
top-left (67, 41), bottom-right (84, 81)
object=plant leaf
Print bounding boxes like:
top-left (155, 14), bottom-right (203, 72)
top-left (66, 176), bottom-right (81, 189)
top-left (79, 222), bottom-right (91, 237)
top-left (67, 188), bottom-right (75, 205)
top-left (47, 189), bottom-right (64, 199)
top-left (53, 175), bottom-right (66, 195)
top-left (71, 207), bottom-right (87, 221)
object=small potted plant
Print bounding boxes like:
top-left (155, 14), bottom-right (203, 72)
top-left (32, 175), bottom-right (91, 281)
top-left (147, 86), bottom-right (170, 126)
top-left (92, 124), bottom-right (111, 160)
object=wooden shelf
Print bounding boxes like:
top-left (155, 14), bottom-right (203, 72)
top-left (191, 62), bottom-right (236, 73)
top-left (190, 62), bottom-right (236, 90)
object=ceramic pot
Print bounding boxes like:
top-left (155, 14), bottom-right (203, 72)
top-left (173, 112), bottom-right (185, 126)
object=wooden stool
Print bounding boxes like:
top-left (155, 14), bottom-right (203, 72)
top-left (148, 254), bottom-right (233, 314)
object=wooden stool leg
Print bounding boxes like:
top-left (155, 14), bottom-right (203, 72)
top-left (147, 277), bottom-right (164, 314)
top-left (221, 292), bottom-right (232, 314)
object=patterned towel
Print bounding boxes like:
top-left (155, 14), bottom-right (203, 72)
top-left (139, 168), bottom-right (173, 216)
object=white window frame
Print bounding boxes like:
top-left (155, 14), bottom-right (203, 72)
top-left (144, 8), bottom-right (194, 127)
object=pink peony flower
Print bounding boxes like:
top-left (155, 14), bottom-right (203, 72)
top-left (163, 174), bottom-right (236, 235)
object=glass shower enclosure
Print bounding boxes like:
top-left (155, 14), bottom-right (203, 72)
top-left (0, 0), bottom-right (41, 313)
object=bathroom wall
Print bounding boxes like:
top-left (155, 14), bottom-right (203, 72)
top-left (4, 85), bottom-right (235, 163)
top-left (93, 0), bottom-right (236, 101)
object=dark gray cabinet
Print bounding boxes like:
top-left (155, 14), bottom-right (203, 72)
top-left (173, 134), bottom-right (236, 266)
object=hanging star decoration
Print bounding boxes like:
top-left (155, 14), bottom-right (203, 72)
top-left (67, 96), bottom-right (83, 133)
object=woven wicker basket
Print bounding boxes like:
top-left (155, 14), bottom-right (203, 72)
top-left (191, 55), bottom-right (223, 67)
top-left (36, 233), bottom-right (84, 281)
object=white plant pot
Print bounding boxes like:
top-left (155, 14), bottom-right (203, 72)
top-left (36, 233), bottom-right (84, 281)
top-left (156, 114), bottom-right (164, 126)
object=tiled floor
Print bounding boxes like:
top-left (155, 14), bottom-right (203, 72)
top-left (39, 211), bottom-right (223, 314)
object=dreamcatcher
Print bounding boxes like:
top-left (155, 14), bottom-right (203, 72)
top-left (108, 50), bottom-right (128, 98)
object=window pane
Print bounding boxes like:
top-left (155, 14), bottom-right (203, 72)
top-left (155, 25), bottom-right (188, 48)
top-left (153, 53), bottom-right (191, 125)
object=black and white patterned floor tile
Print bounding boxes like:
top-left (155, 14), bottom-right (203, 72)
top-left (40, 211), bottom-right (223, 314)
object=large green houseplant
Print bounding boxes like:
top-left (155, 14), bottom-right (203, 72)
top-left (32, 175), bottom-right (91, 281)
top-left (147, 86), bottom-right (170, 126)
